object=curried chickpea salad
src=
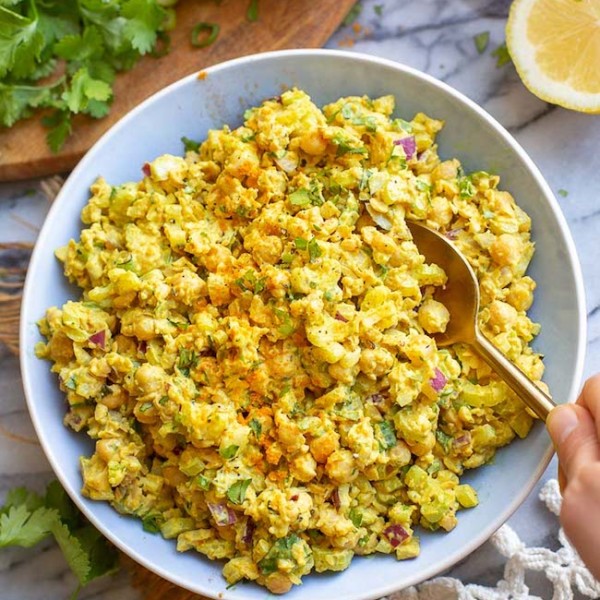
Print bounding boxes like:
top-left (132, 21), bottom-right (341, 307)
top-left (36, 89), bottom-right (546, 594)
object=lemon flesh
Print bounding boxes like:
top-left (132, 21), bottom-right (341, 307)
top-left (507, 0), bottom-right (600, 113)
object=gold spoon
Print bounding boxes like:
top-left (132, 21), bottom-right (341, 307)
top-left (407, 220), bottom-right (556, 421)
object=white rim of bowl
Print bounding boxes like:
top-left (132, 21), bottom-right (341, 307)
top-left (20, 48), bottom-right (587, 600)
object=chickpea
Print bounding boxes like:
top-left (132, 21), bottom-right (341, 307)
top-left (359, 347), bottom-right (394, 378)
top-left (265, 573), bottom-right (293, 595)
top-left (309, 430), bottom-right (339, 464)
top-left (290, 452), bottom-right (317, 482)
top-left (325, 449), bottom-right (357, 483)
top-left (488, 300), bottom-right (518, 330)
top-left (99, 386), bottom-right (126, 409)
top-left (418, 298), bottom-right (450, 334)
top-left (299, 130), bottom-right (328, 156)
top-left (489, 233), bottom-right (523, 266)
top-left (506, 277), bottom-right (535, 311)
top-left (96, 438), bottom-right (119, 462)
top-left (134, 363), bottom-right (165, 394)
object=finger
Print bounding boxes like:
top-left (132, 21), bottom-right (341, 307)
top-left (547, 404), bottom-right (600, 482)
top-left (558, 463), bottom-right (566, 494)
top-left (576, 374), bottom-right (600, 439)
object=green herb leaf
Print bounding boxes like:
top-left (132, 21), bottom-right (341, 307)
top-left (181, 136), bottom-right (201, 152)
top-left (178, 348), bottom-right (198, 376)
top-left (473, 31), bottom-right (489, 55)
top-left (61, 67), bottom-right (112, 114)
top-left (220, 445), bottom-right (239, 460)
top-left (142, 515), bottom-right (161, 533)
top-left (308, 237), bottom-right (322, 262)
top-left (227, 479), bottom-right (252, 505)
top-left (374, 4), bottom-right (383, 16)
top-left (349, 508), bottom-right (363, 528)
top-left (332, 133), bottom-right (367, 157)
top-left (196, 475), bottom-right (211, 490)
top-left (458, 176), bottom-right (476, 199)
top-left (289, 188), bottom-right (311, 206)
top-left (436, 429), bottom-right (453, 454)
top-left (121, 0), bottom-right (166, 54)
top-left (259, 533), bottom-right (301, 574)
top-left (377, 420), bottom-right (397, 449)
top-left (0, 505), bottom-right (57, 548)
top-left (491, 42), bottom-right (511, 68)
top-left (343, 3), bottom-right (362, 26)
top-left (558, 188), bottom-right (568, 198)
top-left (43, 110), bottom-right (72, 153)
top-left (294, 237), bottom-right (308, 250)
top-left (249, 418), bottom-right (262, 438)
top-left (246, 0), bottom-right (259, 21)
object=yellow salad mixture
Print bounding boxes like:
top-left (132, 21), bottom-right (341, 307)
top-left (36, 89), bottom-right (546, 594)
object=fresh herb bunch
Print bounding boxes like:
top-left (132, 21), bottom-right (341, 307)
top-left (0, 480), bottom-right (119, 596)
top-left (0, 0), bottom-right (177, 152)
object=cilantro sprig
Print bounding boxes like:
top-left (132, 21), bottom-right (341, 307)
top-left (0, 0), bottom-right (261, 152)
top-left (0, 480), bottom-right (119, 597)
top-left (0, 0), bottom-right (172, 151)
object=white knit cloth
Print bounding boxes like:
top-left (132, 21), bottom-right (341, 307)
top-left (389, 480), bottom-right (600, 600)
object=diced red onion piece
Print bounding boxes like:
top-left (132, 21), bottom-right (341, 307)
top-left (242, 518), bottom-right (255, 545)
top-left (445, 228), bottom-right (463, 240)
top-left (331, 489), bottom-right (341, 509)
top-left (142, 163), bottom-right (151, 176)
top-left (335, 313), bottom-right (348, 323)
top-left (383, 524), bottom-right (409, 548)
top-left (430, 368), bottom-right (447, 392)
top-left (454, 432), bottom-right (472, 448)
top-left (207, 502), bottom-right (237, 526)
top-left (393, 136), bottom-right (416, 160)
top-left (368, 394), bottom-right (385, 404)
top-left (89, 330), bottom-right (106, 349)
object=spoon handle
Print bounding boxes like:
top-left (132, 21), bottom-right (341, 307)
top-left (472, 330), bottom-right (556, 422)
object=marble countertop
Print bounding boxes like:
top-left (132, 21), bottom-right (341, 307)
top-left (1, 0), bottom-right (598, 598)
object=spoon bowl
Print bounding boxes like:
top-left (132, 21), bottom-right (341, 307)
top-left (407, 220), bottom-right (556, 421)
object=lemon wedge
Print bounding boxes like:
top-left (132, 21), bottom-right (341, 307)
top-left (507, 0), bottom-right (600, 113)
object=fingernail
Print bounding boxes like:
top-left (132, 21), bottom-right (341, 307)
top-left (547, 405), bottom-right (579, 447)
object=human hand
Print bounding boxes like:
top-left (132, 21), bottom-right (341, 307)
top-left (547, 374), bottom-right (600, 580)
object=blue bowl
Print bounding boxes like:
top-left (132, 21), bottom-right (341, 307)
top-left (20, 49), bottom-right (586, 600)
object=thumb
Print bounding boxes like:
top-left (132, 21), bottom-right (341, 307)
top-left (547, 404), bottom-right (600, 482)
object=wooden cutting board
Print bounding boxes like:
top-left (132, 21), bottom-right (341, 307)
top-left (0, 0), bottom-right (356, 182)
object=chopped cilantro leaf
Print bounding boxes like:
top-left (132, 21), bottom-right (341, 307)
top-left (436, 430), bottom-right (453, 454)
top-left (343, 3), bottom-right (362, 26)
top-left (294, 237), bottom-right (308, 250)
top-left (182, 136), bottom-right (201, 152)
top-left (249, 418), bottom-right (262, 438)
top-left (558, 189), bottom-right (568, 198)
top-left (308, 237), bottom-right (322, 262)
top-left (377, 420), bottom-right (397, 449)
top-left (197, 475), bottom-right (211, 490)
top-left (177, 348), bottom-right (198, 376)
top-left (474, 31), bottom-right (490, 55)
top-left (289, 188), bottom-right (311, 206)
top-left (259, 534), bottom-right (301, 574)
top-left (374, 4), bottom-right (383, 16)
top-left (220, 445), bottom-right (239, 460)
top-left (227, 479), bottom-right (252, 505)
top-left (246, 0), bottom-right (259, 21)
top-left (142, 515), bottom-right (161, 533)
top-left (491, 42), bottom-right (511, 68)
top-left (349, 508), bottom-right (363, 527)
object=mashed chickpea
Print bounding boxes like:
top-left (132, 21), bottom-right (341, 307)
top-left (36, 89), bottom-right (544, 593)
